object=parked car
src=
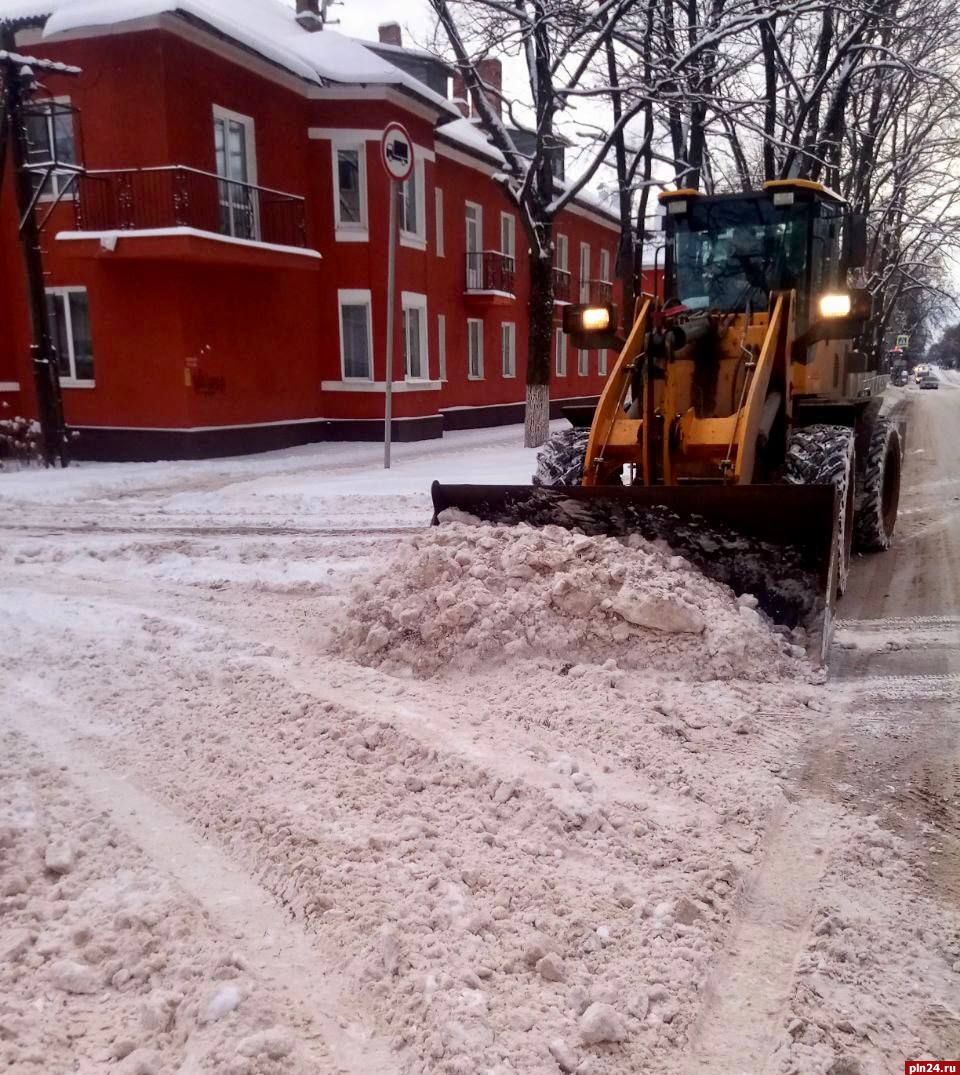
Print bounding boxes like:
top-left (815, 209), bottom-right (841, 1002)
top-left (919, 371), bottom-right (940, 389)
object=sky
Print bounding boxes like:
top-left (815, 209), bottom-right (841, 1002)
top-left (334, 0), bottom-right (434, 48)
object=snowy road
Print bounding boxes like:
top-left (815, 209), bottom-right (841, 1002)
top-left (1, 407), bottom-right (958, 1075)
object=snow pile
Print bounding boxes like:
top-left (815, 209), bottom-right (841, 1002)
top-left (337, 519), bottom-right (804, 679)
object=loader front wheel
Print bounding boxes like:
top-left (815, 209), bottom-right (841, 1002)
top-left (854, 418), bottom-right (901, 551)
top-left (785, 423), bottom-right (856, 597)
top-left (533, 428), bottom-right (591, 486)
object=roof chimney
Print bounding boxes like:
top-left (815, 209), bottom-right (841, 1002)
top-left (476, 58), bottom-right (503, 118)
top-left (378, 22), bottom-right (402, 47)
top-left (296, 0), bottom-right (322, 31)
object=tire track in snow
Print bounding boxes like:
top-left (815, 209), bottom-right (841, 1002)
top-left (3, 678), bottom-right (401, 1075)
top-left (681, 803), bottom-right (838, 1075)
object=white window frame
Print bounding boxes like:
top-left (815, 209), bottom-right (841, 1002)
top-left (213, 104), bottom-right (259, 240)
top-left (599, 247), bottom-right (611, 283)
top-left (331, 138), bottom-right (368, 242)
top-left (435, 187), bottom-right (445, 257)
top-left (599, 349), bottom-right (608, 376)
top-left (500, 212), bottom-right (516, 261)
top-left (579, 242), bottom-right (591, 302)
top-left (437, 314), bottom-right (447, 381)
top-left (337, 288), bottom-right (374, 382)
top-left (399, 155), bottom-right (427, 249)
top-left (555, 326), bottom-right (567, 377)
top-left (465, 200), bottom-right (483, 289)
top-left (31, 96), bottom-right (77, 202)
top-left (46, 286), bottom-right (94, 386)
top-left (401, 292), bottom-right (430, 381)
top-left (578, 348), bottom-right (589, 376)
top-left (555, 233), bottom-right (569, 272)
top-left (467, 318), bottom-right (484, 380)
top-left (501, 322), bottom-right (517, 378)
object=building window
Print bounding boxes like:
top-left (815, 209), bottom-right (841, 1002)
top-left (599, 247), bottom-right (611, 283)
top-left (213, 106), bottom-right (258, 241)
top-left (467, 318), bottom-right (484, 379)
top-left (599, 349), bottom-right (608, 376)
top-left (46, 287), bottom-right (94, 384)
top-left (501, 322), bottom-right (516, 378)
top-left (26, 98), bottom-right (76, 198)
top-left (465, 201), bottom-right (482, 288)
top-left (555, 233), bottom-right (569, 272)
top-left (437, 314), bottom-right (447, 381)
top-left (333, 143), bottom-right (367, 239)
top-left (435, 187), bottom-right (445, 257)
top-left (500, 212), bottom-right (516, 264)
top-left (338, 289), bottom-right (373, 380)
top-left (402, 293), bottom-right (429, 380)
top-left (578, 349), bottom-right (589, 376)
top-left (555, 326), bottom-right (567, 377)
top-left (399, 156), bottom-right (426, 245)
top-left (579, 242), bottom-right (591, 302)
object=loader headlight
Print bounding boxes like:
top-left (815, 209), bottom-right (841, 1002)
top-left (819, 292), bottom-right (852, 318)
top-left (580, 306), bottom-right (612, 331)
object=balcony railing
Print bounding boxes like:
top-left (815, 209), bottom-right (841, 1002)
top-left (589, 279), bottom-right (614, 304)
top-left (465, 250), bottom-right (516, 295)
top-left (553, 267), bottom-right (572, 303)
top-left (74, 166), bottom-right (308, 249)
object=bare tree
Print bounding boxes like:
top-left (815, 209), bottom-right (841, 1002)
top-left (428, 0), bottom-right (645, 447)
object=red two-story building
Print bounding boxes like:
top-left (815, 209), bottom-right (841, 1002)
top-left (0, 0), bottom-right (623, 460)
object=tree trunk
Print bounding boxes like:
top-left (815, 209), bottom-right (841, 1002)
top-left (525, 245), bottom-right (554, 448)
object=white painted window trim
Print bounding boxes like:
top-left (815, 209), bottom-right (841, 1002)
top-left (435, 187), bottom-right (445, 257)
top-left (555, 233), bottom-right (569, 272)
top-left (321, 379), bottom-right (441, 393)
top-left (599, 349), bottom-right (608, 376)
top-left (467, 318), bottom-right (484, 380)
top-left (331, 137), bottom-right (368, 243)
top-left (500, 212), bottom-right (516, 261)
top-left (437, 313), bottom-right (447, 381)
top-left (213, 104), bottom-right (259, 240)
top-left (34, 95), bottom-right (77, 202)
top-left (579, 242), bottom-right (591, 302)
top-left (465, 200), bottom-right (483, 289)
top-left (399, 155), bottom-right (427, 250)
top-left (337, 287), bottom-right (374, 382)
top-left (401, 291), bottom-right (430, 381)
top-left (555, 326), bottom-right (567, 377)
top-left (599, 247), bottom-right (612, 283)
top-left (46, 285), bottom-right (94, 387)
top-left (501, 321), bottom-right (517, 378)
top-left (578, 348), bottom-right (589, 376)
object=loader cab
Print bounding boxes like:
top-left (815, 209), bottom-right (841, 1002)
top-left (660, 181), bottom-right (860, 332)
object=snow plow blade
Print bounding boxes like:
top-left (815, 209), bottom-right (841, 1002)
top-left (430, 481), bottom-right (839, 663)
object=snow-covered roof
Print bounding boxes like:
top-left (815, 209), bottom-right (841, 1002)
top-left (0, 0), bottom-right (457, 115)
top-left (436, 118), bottom-right (619, 227)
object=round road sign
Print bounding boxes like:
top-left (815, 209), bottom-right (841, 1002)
top-left (381, 122), bottom-right (414, 183)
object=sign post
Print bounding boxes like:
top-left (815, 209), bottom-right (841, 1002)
top-left (380, 122), bottom-right (414, 469)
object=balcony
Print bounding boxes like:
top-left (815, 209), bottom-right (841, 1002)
top-left (587, 279), bottom-right (614, 304)
top-left (464, 250), bottom-right (516, 307)
top-left (553, 267), bottom-right (572, 304)
top-left (59, 166), bottom-right (319, 270)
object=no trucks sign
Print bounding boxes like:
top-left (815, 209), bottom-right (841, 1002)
top-left (381, 122), bottom-right (414, 184)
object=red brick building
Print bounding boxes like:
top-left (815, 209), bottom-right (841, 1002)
top-left (0, 0), bottom-right (623, 459)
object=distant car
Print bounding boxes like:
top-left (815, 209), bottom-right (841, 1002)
top-left (893, 369), bottom-right (910, 387)
top-left (919, 372), bottom-right (939, 389)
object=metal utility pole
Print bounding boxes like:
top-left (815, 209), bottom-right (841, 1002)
top-left (0, 32), bottom-right (80, 467)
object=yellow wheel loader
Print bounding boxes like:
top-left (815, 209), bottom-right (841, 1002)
top-left (432, 180), bottom-right (903, 660)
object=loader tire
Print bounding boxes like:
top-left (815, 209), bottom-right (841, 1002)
top-left (854, 418), bottom-right (901, 551)
top-left (785, 423), bottom-right (856, 597)
top-left (533, 428), bottom-right (591, 486)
